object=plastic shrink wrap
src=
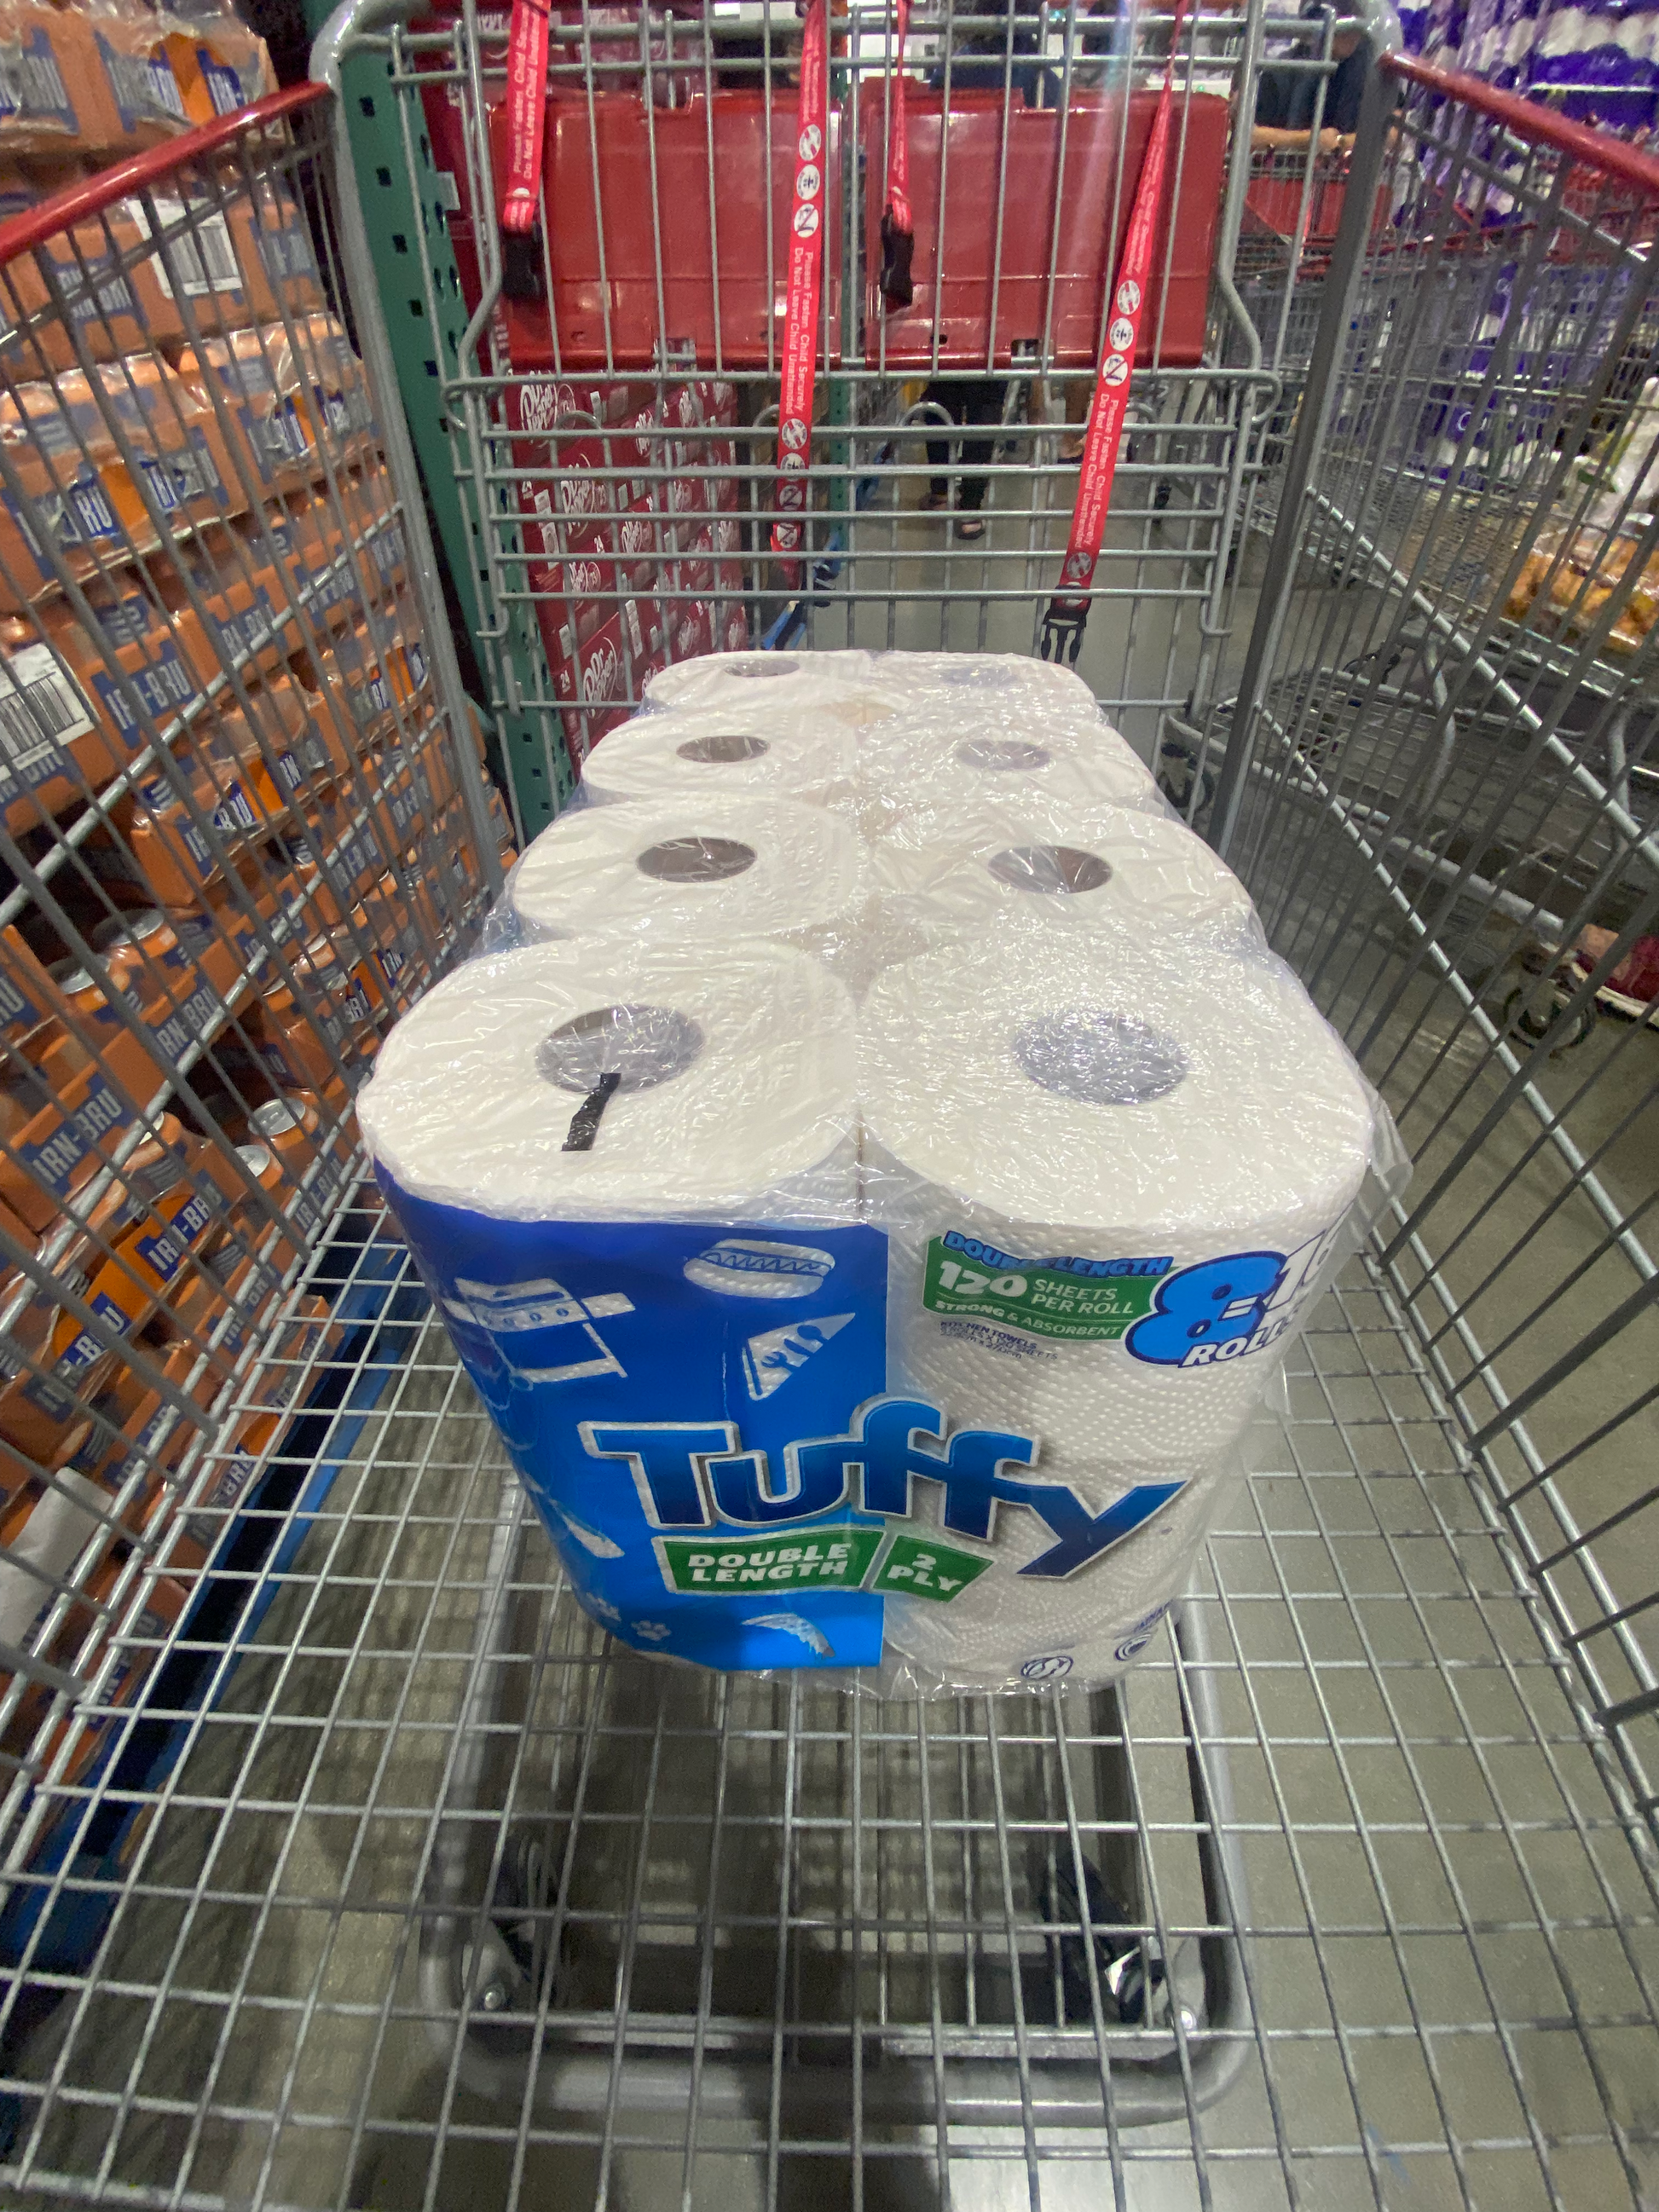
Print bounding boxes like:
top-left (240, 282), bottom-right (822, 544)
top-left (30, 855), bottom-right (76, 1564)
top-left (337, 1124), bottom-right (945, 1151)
top-left (362, 650), bottom-right (1399, 1692)
top-left (579, 706), bottom-right (861, 806)
top-left (506, 794), bottom-right (868, 965)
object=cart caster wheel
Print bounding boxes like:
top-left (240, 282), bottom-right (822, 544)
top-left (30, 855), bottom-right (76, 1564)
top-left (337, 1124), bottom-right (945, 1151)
top-left (1503, 986), bottom-right (1597, 1054)
top-left (460, 1829), bottom-right (566, 2037)
top-left (1156, 740), bottom-right (1213, 817)
top-left (1038, 1857), bottom-right (1199, 2034)
top-left (488, 1828), bottom-right (553, 1984)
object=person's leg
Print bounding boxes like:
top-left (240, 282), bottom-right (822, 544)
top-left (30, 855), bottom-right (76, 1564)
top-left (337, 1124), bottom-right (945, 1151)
top-left (955, 378), bottom-right (1004, 527)
top-left (921, 379), bottom-right (962, 506)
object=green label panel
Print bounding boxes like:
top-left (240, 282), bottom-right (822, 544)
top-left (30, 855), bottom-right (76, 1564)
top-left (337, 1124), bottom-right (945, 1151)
top-left (661, 1528), bottom-right (883, 1595)
top-left (922, 1240), bottom-right (1157, 1341)
top-left (870, 1533), bottom-right (992, 1603)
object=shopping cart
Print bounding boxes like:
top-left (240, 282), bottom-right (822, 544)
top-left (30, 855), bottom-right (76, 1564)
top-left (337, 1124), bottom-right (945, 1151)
top-left (0, 15), bottom-right (1653, 2212)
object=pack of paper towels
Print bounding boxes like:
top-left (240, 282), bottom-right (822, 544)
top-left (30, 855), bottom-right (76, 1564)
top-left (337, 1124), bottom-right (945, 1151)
top-left (363, 650), bottom-right (1390, 1693)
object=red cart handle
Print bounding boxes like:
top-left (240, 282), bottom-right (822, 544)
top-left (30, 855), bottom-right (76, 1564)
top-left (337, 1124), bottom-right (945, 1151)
top-left (1042, 0), bottom-right (1188, 663)
top-left (771, 0), bottom-right (830, 583)
top-left (879, 0), bottom-right (914, 308)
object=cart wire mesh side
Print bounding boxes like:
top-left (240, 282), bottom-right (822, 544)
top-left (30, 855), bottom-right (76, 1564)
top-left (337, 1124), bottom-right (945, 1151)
top-left (1205, 56), bottom-right (1659, 1858)
top-left (0, 82), bottom-right (513, 2204)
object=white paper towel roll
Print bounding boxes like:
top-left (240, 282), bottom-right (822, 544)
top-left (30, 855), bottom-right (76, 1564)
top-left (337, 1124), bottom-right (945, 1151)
top-left (858, 650), bottom-right (1100, 713)
top-left (862, 937), bottom-right (1373, 1464)
top-left (644, 649), bottom-right (890, 722)
top-left (872, 806), bottom-right (1257, 942)
top-left (859, 712), bottom-right (1164, 836)
top-left (360, 940), bottom-right (858, 1220)
top-left (509, 796), bottom-right (867, 952)
top-left (859, 937), bottom-right (1373, 1685)
top-left (581, 707), bottom-right (862, 806)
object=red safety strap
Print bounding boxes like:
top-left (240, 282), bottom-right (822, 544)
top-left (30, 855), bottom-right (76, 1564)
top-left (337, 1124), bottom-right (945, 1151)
top-left (1041, 0), bottom-right (1188, 664)
top-left (500, 0), bottom-right (552, 295)
top-left (771, 0), bottom-right (830, 581)
top-left (879, 0), bottom-right (913, 308)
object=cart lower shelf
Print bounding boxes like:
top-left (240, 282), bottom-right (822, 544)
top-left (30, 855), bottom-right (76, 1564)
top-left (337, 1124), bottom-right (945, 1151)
top-left (2, 1185), bottom-right (1654, 2211)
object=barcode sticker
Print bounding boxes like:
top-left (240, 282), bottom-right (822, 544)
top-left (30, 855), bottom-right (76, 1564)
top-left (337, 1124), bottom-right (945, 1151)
top-left (128, 195), bottom-right (242, 298)
top-left (0, 643), bottom-right (95, 787)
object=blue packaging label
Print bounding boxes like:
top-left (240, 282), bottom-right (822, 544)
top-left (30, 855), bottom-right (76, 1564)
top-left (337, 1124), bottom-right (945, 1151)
top-left (0, 968), bottom-right (49, 1033)
top-left (199, 49), bottom-right (247, 118)
top-left (383, 1177), bottom-right (891, 1671)
top-left (66, 262), bottom-right (136, 328)
top-left (18, 1077), bottom-right (129, 1196)
top-left (370, 520), bottom-right (408, 580)
top-left (92, 643), bottom-right (199, 741)
top-left (257, 212), bottom-right (318, 286)
top-left (379, 1181), bottom-right (1223, 1676)
top-left (207, 586), bottom-right (276, 668)
top-left (94, 32), bottom-right (177, 133)
top-left (240, 398), bottom-right (310, 481)
top-left (308, 563), bottom-right (360, 621)
top-left (0, 28), bottom-right (78, 134)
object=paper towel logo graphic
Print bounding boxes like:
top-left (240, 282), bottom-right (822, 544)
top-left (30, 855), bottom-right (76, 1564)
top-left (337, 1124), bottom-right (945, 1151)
top-left (1113, 1603), bottom-right (1169, 1663)
top-left (556, 1505), bottom-right (625, 1559)
top-left (1125, 1227), bottom-right (1340, 1370)
top-left (925, 1233), bottom-right (1168, 1342)
top-left (583, 1400), bottom-right (1182, 1578)
top-left (1020, 1655), bottom-right (1073, 1682)
top-left (684, 1238), bottom-right (834, 1298)
top-left (746, 1611), bottom-right (833, 1656)
top-left (743, 1313), bottom-right (853, 1401)
top-left (442, 1275), bottom-right (634, 1383)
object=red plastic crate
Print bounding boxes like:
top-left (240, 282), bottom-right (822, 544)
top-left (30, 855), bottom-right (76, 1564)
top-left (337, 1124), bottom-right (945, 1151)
top-left (860, 87), bottom-right (1228, 368)
top-left (1241, 160), bottom-right (1393, 269)
top-left (491, 91), bottom-right (843, 369)
top-left (1244, 169), bottom-right (1350, 245)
